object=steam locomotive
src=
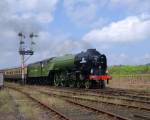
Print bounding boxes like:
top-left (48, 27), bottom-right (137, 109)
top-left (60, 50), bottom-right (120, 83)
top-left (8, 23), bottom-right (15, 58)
top-left (2, 49), bottom-right (110, 88)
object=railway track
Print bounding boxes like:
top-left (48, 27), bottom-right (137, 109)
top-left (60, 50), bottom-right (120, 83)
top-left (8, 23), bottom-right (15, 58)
top-left (31, 85), bottom-right (150, 103)
top-left (32, 86), bottom-right (150, 105)
top-left (6, 85), bottom-right (131, 120)
top-left (89, 88), bottom-right (150, 101)
top-left (7, 90), bottom-right (26, 120)
top-left (41, 85), bottom-right (150, 97)
top-left (16, 84), bottom-right (150, 120)
top-left (105, 87), bottom-right (150, 97)
top-left (36, 89), bottom-right (150, 120)
top-left (5, 83), bottom-right (150, 120)
top-left (39, 90), bottom-right (150, 111)
top-left (7, 86), bottom-right (71, 120)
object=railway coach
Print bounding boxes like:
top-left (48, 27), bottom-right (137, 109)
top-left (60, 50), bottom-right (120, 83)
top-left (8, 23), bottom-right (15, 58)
top-left (2, 49), bottom-right (110, 88)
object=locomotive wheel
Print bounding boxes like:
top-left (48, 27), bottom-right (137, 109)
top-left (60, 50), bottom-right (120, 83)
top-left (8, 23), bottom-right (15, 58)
top-left (69, 80), bottom-right (76, 88)
top-left (64, 80), bottom-right (69, 87)
top-left (60, 77), bottom-right (65, 86)
top-left (85, 81), bottom-right (92, 89)
top-left (54, 80), bottom-right (59, 86)
top-left (100, 81), bottom-right (106, 89)
top-left (60, 80), bottom-right (67, 87)
top-left (77, 82), bottom-right (82, 88)
top-left (69, 83), bottom-right (74, 88)
top-left (60, 72), bottom-right (68, 87)
top-left (60, 81), bottom-right (64, 87)
top-left (54, 80), bottom-right (57, 86)
top-left (54, 74), bottom-right (60, 86)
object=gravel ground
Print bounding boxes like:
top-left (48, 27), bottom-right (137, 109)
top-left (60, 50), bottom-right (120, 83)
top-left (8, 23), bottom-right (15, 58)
top-left (29, 92), bottom-right (115, 120)
top-left (70, 98), bottom-right (150, 120)
top-left (29, 86), bottom-right (150, 120)
top-left (4, 82), bottom-right (150, 120)
top-left (32, 86), bottom-right (150, 109)
top-left (23, 89), bottom-right (114, 120)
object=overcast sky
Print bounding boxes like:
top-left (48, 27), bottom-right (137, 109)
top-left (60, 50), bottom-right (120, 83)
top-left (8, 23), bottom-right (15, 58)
top-left (0, 0), bottom-right (150, 69)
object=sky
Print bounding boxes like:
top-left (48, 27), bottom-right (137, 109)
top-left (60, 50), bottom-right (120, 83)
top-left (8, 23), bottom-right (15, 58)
top-left (0, 0), bottom-right (150, 69)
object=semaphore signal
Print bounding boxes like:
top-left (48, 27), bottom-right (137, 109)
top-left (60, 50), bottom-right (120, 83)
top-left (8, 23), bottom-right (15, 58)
top-left (18, 32), bottom-right (38, 85)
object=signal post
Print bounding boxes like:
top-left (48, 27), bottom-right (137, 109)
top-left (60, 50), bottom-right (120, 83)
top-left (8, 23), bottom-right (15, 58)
top-left (18, 32), bottom-right (38, 85)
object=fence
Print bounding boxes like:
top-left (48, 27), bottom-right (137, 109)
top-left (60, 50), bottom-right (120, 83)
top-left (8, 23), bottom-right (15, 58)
top-left (108, 74), bottom-right (150, 89)
top-left (0, 73), bottom-right (4, 89)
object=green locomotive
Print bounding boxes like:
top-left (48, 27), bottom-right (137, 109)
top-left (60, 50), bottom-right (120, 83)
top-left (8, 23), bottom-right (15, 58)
top-left (3, 49), bottom-right (110, 88)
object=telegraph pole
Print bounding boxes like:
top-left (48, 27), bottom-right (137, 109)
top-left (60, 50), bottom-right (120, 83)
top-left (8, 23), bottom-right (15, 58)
top-left (18, 32), bottom-right (38, 85)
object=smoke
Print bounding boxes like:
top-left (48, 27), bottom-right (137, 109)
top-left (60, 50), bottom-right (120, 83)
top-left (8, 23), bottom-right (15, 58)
top-left (51, 39), bottom-right (92, 56)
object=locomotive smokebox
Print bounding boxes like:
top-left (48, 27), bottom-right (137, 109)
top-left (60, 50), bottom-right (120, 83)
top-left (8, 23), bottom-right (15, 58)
top-left (74, 49), bottom-right (101, 69)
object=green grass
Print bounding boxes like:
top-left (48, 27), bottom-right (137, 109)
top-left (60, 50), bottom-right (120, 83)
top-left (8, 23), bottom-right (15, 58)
top-left (108, 65), bottom-right (150, 75)
top-left (0, 89), bottom-right (14, 113)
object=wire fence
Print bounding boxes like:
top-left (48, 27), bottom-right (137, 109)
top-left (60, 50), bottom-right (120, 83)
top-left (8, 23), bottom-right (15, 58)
top-left (109, 74), bottom-right (150, 89)
top-left (111, 74), bottom-right (150, 84)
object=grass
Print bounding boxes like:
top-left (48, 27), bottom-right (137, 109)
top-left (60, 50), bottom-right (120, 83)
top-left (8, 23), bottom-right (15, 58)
top-left (0, 89), bottom-right (14, 113)
top-left (0, 86), bottom-right (56, 120)
top-left (108, 65), bottom-right (150, 90)
top-left (108, 75), bottom-right (150, 90)
top-left (9, 89), bottom-right (54, 120)
top-left (109, 65), bottom-right (150, 75)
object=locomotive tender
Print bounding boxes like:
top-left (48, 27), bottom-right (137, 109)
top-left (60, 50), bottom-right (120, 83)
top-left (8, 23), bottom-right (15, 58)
top-left (2, 49), bottom-right (110, 88)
